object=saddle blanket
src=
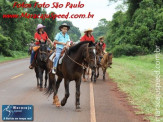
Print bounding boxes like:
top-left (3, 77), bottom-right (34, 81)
top-left (49, 52), bottom-right (65, 64)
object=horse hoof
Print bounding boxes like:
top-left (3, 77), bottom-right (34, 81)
top-left (76, 106), bottom-right (81, 112)
top-left (61, 100), bottom-right (66, 106)
top-left (56, 103), bottom-right (61, 107)
top-left (39, 88), bottom-right (43, 91)
top-left (83, 78), bottom-right (86, 82)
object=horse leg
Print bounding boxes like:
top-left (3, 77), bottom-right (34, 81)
top-left (38, 67), bottom-right (43, 90)
top-left (91, 68), bottom-right (96, 83)
top-left (61, 79), bottom-right (70, 106)
top-left (83, 68), bottom-right (86, 82)
top-left (96, 66), bottom-right (99, 78)
top-left (53, 76), bottom-right (62, 106)
top-left (75, 78), bottom-right (81, 110)
top-left (35, 67), bottom-right (39, 87)
top-left (94, 68), bottom-right (96, 83)
top-left (44, 70), bottom-right (48, 88)
top-left (91, 71), bottom-right (93, 82)
top-left (103, 68), bottom-right (106, 81)
top-left (88, 68), bottom-right (92, 80)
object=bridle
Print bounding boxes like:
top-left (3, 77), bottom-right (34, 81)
top-left (65, 43), bottom-right (96, 68)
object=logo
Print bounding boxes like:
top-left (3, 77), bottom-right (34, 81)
top-left (2, 105), bottom-right (33, 121)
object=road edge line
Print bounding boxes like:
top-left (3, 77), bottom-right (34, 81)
top-left (90, 82), bottom-right (96, 122)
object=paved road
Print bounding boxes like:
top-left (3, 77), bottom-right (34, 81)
top-left (0, 58), bottom-right (144, 122)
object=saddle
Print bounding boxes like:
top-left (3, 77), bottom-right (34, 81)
top-left (49, 47), bottom-right (67, 64)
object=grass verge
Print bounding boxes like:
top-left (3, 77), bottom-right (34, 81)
top-left (0, 51), bottom-right (29, 63)
top-left (108, 54), bottom-right (163, 122)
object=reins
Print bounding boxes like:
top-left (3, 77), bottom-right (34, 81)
top-left (66, 52), bottom-right (88, 69)
top-left (65, 44), bottom-right (96, 69)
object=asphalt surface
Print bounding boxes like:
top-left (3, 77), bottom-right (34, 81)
top-left (0, 58), bottom-right (144, 122)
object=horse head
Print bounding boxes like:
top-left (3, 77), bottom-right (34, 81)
top-left (39, 42), bottom-right (48, 62)
top-left (83, 41), bottom-right (97, 69)
top-left (107, 53), bottom-right (113, 67)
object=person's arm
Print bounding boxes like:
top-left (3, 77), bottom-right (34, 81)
top-left (35, 38), bottom-right (39, 42)
top-left (103, 43), bottom-right (107, 53)
top-left (47, 38), bottom-right (53, 46)
top-left (92, 36), bottom-right (95, 43)
top-left (34, 33), bottom-right (39, 42)
top-left (80, 35), bottom-right (85, 42)
top-left (54, 40), bottom-right (66, 45)
top-left (53, 33), bottom-right (66, 46)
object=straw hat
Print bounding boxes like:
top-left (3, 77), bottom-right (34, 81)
top-left (99, 36), bottom-right (104, 40)
top-left (84, 28), bottom-right (93, 33)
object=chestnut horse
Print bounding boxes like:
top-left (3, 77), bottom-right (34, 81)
top-left (96, 52), bottom-right (113, 80)
top-left (46, 41), bottom-right (96, 110)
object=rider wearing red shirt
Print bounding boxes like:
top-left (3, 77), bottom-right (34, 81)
top-left (34, 31), bottom-right (49, 45)
top-left (80, 29), bottom-right (95, 43)
top-left (29, 24), bottom-right (53, 69)
top-left (97, 36), bottom-right (106, 53)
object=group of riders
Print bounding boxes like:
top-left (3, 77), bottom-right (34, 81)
top-left (27, 23), bottom-right (112, 109)
top-left (28, 23), bottom-right (107, 74)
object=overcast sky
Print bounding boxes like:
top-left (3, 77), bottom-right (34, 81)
top-left (26, 0), bottom-right (122, 31)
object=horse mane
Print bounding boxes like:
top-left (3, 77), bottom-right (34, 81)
top-left (68, 41), bottom-right (95, 54)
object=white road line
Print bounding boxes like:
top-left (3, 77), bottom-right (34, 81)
top-left (11, 73), bottom-right (24, 79)
top-left (90, 82), bottom-right (96, 122)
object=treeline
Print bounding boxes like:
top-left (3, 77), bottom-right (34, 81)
top-left (0, 0), bottom-right (81, 57)
top-left (93, 0), bottom-right (163, 57)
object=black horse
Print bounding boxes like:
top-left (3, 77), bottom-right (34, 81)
top-left (35, 42), bottom-right (49, 90)
top-left (34, 66), bottom-right (48, 88)
top-left (46, 41), bottom-right (96, 110)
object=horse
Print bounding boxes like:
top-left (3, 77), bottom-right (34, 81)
top-left (83, 43), bottom-right (103, 82)
top-left (46, 41), bottom-right (96, 110)
top-left (35, 42), bottom-right (49, 90)
top-left (97, 52), bottom-right (113, 80)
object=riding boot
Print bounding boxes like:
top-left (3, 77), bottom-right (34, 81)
top-left (29, 59), bottom-right (36, 69)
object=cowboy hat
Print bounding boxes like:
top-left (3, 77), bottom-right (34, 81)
top-left (84, 28), bottom-right (93, 33)
top-left (36, 24), bottom-right (46, 31)
top-left (99, 36), bottom-right (104, 40)
top-left (59, 23), bottom-right (70, 31)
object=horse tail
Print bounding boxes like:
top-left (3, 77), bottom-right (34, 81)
top-left (45, 73), bottom-right (55, 96)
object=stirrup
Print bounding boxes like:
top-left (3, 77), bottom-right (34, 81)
top-left (29, 65), bottom-right (34, 69)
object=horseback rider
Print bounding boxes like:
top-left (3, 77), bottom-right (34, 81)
top-left (28, 41), bottom-right (35, 54)
top-left (52, 23), bottom-right (71, 74)
top-left (29, 24), bottom-right (53, 69)
top-left (97, 36), bottom-right (106, 53)
top-left (80, 28), bottom-right (95, 43)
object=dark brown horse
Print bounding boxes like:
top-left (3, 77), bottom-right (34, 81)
top-left (83, 43), bottom-right (103, 82)
top-left (35, 42), bottom-right (49, 90)
top-left (46, 41), bottom-right (96, 110)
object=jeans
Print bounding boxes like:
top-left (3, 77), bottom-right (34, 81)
top-left (47, 47), bottom-right (51, 51)
top-left (30, 50), bottom-right (35, 64)
top-left (53, 47), bottom-right (62, 68)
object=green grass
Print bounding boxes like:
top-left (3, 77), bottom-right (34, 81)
top-left (0, 51), bottom-right (29, 63)
top-left (108, 54), bottom-right (163, 122)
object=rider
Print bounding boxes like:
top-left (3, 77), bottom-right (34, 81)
top-left (29, 24), bottom-right (53, 69)
top-left (80, 28), bottom-right (95, 43)
top-left (97, 36), bottom-right (106, 53)
top-left (52, 23), bottom-right (70, 74)
top-left (97, 36), bottom-right (106, 63)
top-left (28, 41), bottom-right (35, 54)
